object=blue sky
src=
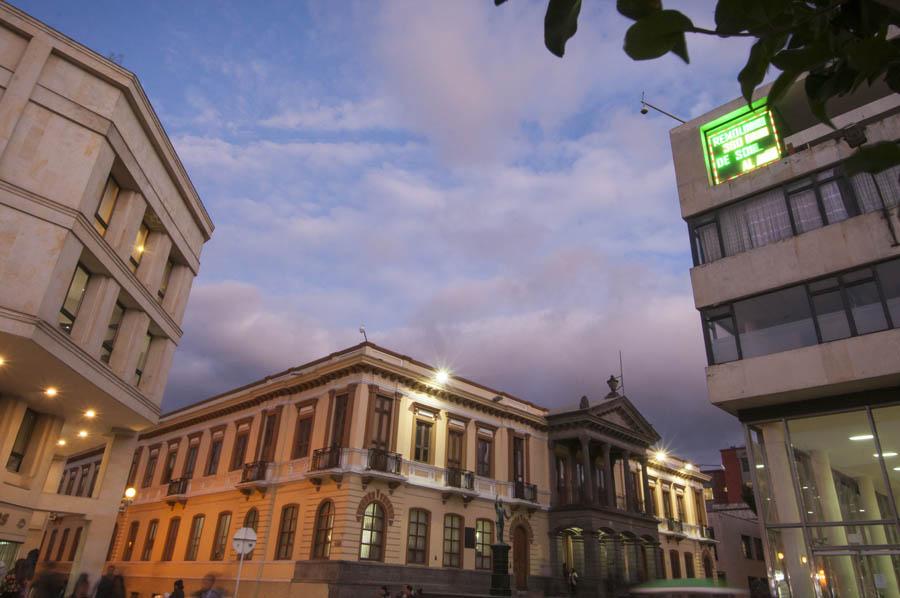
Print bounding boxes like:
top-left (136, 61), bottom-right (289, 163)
top-left (17, 1), bottom-right (759, 464)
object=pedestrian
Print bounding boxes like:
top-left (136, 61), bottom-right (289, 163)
top-left (68, 573), bottom-right (90, 598)
top-left (0, 559), bottom-right (26, 598)
top-left (171, 580), bottom-right (185, 598)
top-left (29, 562), bottom-right (65, 598)
top-left (192, 574), bottom-right (222, 598)
top-left (568, 567), bottom-right (578, 595)
top-left (402, 585), bottom-right (414, 598)
top-left (376, 586), bottom-right (390, 598)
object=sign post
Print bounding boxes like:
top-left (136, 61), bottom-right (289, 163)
top-left (231, 527), bottom-right (257, 598)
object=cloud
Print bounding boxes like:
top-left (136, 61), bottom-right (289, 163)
top-left (260, 97), bottom-right (402, 132)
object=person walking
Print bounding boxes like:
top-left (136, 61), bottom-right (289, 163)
top-left (68, 573), bottom-right (90, 598)
top-left (567, 567), bottom-right (579, 595)
top-left (193, 574), bottom-right (222, 598)
top-left (171, 580), bottom-right (185, 598)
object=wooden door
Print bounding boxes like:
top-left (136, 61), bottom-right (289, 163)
top-left (513, 525), bottom-right (528, 590)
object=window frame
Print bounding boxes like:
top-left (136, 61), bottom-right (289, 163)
top-left (68, 527), bottom-right (82, 562)
top-left (93, 176), bottom-right (120, 237)
top-left (206, 428), bottom-right (225, 476)
top-left (100, 301), bottom-right (126, 364)
top-left (358, 502), bottom-right (386, 562)
top-left (122, 521), bottom-right (139, 561)
top-left (243, 508), bottom-right (259, 560)
top-left (275, 504), bottom-right (299, 561)
top-left (184, 514), bottom-right (205, 561)
top-left (406, 508), bottom-right (430, 565)
top-left (442, 513), bottom-right (463, 568)
top-left (292, 401), bottom-right (316, 459)
top-left (140, 519), bottom-right (158, 561)
top-left (6, 408), bottom-right (38, 473)
top-left (161, 517), bottom-right (181, 561)
top-left (141, 446), bottom-right (159, 488)
top-left (230, 421), bottom-right (252, 471)
top-left (210, 511), bottom-right (232, 561)
top-left (312, 500), bottom-right (334, 559)
top-left (475, 519), bottom-right (493, 570)
top-left (129, 221), bottom-right (150, 272)
top-left (55, 528), bottom-right (70, 562)
top-left (413, 419), bottom-right (434, 464)
top-left (476, 427), bottom-right (494, 478)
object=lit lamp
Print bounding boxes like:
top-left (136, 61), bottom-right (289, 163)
top-left (121, 487), bottom-right (137, 511)
top-left (434, 369), bottom-right (450, 385)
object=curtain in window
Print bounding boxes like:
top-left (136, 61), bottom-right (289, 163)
top-left (851, 173), bottom-right (884, 213)
top-left (818, 180), bottom-right (849, 223)
top-left (719, 188), bottom-right (792, 256)
top-left (875, 164), bottom-right (900, 208)
top-left (694, 222), bottom-right (722, 264)
top-left (788, 189), bottom-right (823, 233)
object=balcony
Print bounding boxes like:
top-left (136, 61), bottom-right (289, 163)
top-left (445, 467), bottom-right (475, 491)
top-left (236, 461), bottom-right (271, 495)
top-left (514, 481), bottom-right (538, 502)
top-left (165, 477), bottom-right (189, 505)
top-left (661, 517), bottom-right (685, 536)
top-left (366, 448), bottom-right (401, 475)
top-left (311, 446), bottom-right (343, 471)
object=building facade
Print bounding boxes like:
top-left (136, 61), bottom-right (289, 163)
top-left (0, 1), bottom-right (213, 588)
top-left (645, 452), bottom-right (717, 584)
top-left (92, 345), bottom-right (713, 598)
top-left (671, 70), bottom-right (900, 597)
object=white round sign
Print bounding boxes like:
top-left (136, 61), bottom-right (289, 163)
top-left (232, 527), bottom-right (257, 555)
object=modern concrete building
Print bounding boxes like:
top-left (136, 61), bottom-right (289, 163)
top-left (645, 452), bottom-right (717, 584)
top-left (93, 343), bottom-right (697, 598)
top-left (0, 1), bottom-right (213, 589)
top-left (671, 69), bottom-right (900, 597)
top-left (703, 447), bottom-right (768, 597)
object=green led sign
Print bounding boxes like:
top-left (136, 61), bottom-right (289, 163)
top-left (702, 103), bottom-right (782, 185)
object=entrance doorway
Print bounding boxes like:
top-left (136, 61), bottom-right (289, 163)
top-left (513, 525), bottom-right (529, 590)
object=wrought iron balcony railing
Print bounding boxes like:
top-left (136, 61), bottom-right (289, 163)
top-left (241, 461), bottom-right (270, 483)
top-left (367, 448), bottom-right (402, 474)
top-left (166, 477), bottom-right (189, 496)
top-left (445, 467), bottom-right (475, 490)
top-left (666, 518), bottom-right (684, 534)
top-left (514, 481), bottom-right (538, 502)
top-left (311, 446), bottom-right (343, 471)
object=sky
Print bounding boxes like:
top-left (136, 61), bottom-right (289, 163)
top-left (16, 0), bottom-right (761, 465)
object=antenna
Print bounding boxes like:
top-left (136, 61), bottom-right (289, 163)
top-left (619, 350), bottom-right (625, 396)
top-left (359, 326), bottom-right (368, 342)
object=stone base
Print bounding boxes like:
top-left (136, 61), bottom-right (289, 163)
top-left (489, 543), bottom-right (511, 596)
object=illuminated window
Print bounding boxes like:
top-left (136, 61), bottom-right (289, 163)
top-left (358, 502), bottom-right (385, 561)
top-left (129, 222), bottom-right (149, 272)
top-left (59, 264), bottom-right (90, 333)
top-left (475, 519), bottom-right (493, 570)
top-left (94, 177), bottom-right (120, 236)
top-left (275, 504), bottom-right (298, 560)
top-left (122, 522), bottom-right (139, 561)
top-left (442, 514), bottom-right (462, 567)
top-left (141, 519), bottom-right (158, 561)
top-left (158, 259), bottom-right (174, 301)
top-left (406, 509), bottom-right (428, 565)
top-left (312, 501), bottom-right (333, 559)
top-left (184, 515), bottom-right (205, 561)
top-left (100, 302), bottom-right (126, 364)
top-left (161, 517), bottom-right (180, 561)
top-left (210, 511), bottom-right (232, 561)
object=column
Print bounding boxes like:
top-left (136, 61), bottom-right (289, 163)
top-left (105, 190), bottom-right (147, 261)
top-left (161, 264), bottom-right (194, 324)
top-left (348, 383), bottom-right (370, 449)
top-left (808, 450), bottom-right (858, 597)
top-left (640, 458), bottom-right (652, 515)
top-left (0, 37), bottom-right (52, 159)
top-left (622, 450), bottom-right (634, 512)
top-left (582, 531), bottom-right (601, 587)
top-left (108, 310), bottom-right (150, 382)
top-left (137, 336), bottom-right (176, 403)
top-left (579, 436), bottom-right (593, 505)
top-left (548, 440), bottom-right (558, 506)
top-left (67, 431), bottom-right (137, 594)
top-left (604, 443), bottom-right (615, 508)
top-left (857, 476), bottom-right (900, 596)
top-left (135, 231), bottom-right (172, 293)
top-left (69, 275), bottom-right (120, 356)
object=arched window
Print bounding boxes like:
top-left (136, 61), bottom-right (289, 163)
top-left (184, 514), bottom-right (205, 561)
top-left (275, 504), bottom-right (298, 560)
top-left (312, 500), bottom-right (334, 559)
top-left (406, 509), bottom-right (429, 565)
top-left (358, 502), bottom-right (385, 561)
top-left (243, 508), bottom-right (259, 560)
top-left (442, 514), bottom-right (462, 568)
top-left (475, 519), bottom-right (493, 570)
top-left (702, 552), bottom-right (714, 578)
top-left (210, 511), bottom-right (232, 561)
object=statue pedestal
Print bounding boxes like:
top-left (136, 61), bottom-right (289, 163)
top-left (489, 543), bottom-right (511, 596)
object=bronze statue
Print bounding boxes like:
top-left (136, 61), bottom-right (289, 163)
top-left (494, 494), bottom-right (511, 544)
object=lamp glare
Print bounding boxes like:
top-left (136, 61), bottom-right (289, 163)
top-left (77, 430), bottom-right (88, 438)
top-left (45, 387), bottom-right (58, 397)
top-left (124, 487), bottom-right (136, 499)
top-left (85, 409), bottom-right (96, 419)
top-left (435, 369), bottom-right (450, 385)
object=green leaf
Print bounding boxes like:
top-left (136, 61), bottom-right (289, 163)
top-left (494, 0), bottom-right (509, 5)
top-left (843, 142), bottom-right (900, 176)
top-left (544, 0), bottom-right (582, 58)
top-left (737, 34), bottom-right (787, 104)
top-left (767, 69), bottom-right (801, 106)
top-left (715, 0), bottom-right (788, 35)
top-left (846, 38), bottom-right (900, 79)
top-left (805, 72), bottom-right (835, 129)
top-left (617, 0), bottom-right (661, 21)
top-left (623, 9), bottom-right (693, 62)
top-left (771, 43), bottom-right (832, 72)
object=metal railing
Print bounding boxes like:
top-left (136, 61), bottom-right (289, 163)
top-left (241, 461), bottom-right (270, 483)
top-left (445, 467), bottom-right (475, 490)
top-left (514, 481), bottom-right (538, 502)
top-left (166, 477), bottom-right (189, 496)
top-left (366, 448), bottom-right (402, 474)
top-left (665, 518), bottom-right (684, 534)
top-left (701, 525), bottom-right (715, 539)
top-left (311, 446), bottom-right (343, 471)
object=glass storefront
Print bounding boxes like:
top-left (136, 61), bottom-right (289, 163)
top-left (746, 403), bottom-right (900, 598)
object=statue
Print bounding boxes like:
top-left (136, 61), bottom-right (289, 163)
top-left (494, 495), bottom-right (511, 544)
top-left (579, 395), bottom-right (589, 409)
top-left (605, 375), bottom-right (620, 398)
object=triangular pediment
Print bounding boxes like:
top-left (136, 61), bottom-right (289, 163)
top-left (587, 396), bottom-right (660, 443)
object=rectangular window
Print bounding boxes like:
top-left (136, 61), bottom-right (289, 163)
top-left (68, 527), bottom-right (82, 561)
top-left (184, 515), bottom-right (205, 561)
top-left (161, 518), bottom-right (180, 561)
top-left (753, 537), bottom-right (764, 561)
top-left (259, 411), bottom-right (279, 462)
top-left (662, 488), bottom-right (673, 519)
top-left (476, 436), bottom-right (492, 477)
top-left (56, 528), bottom-right (70, 562)
top-left (158, 259), bottom-right (174, 301)
top-left (810, 278), bottom-right (852, 342)
top-left (703, 306), bottom-right (739, 364)
top-left (126, 450), bottom-right (141, 487)
top-left (369, 395), bottom-right (393, 450)
top-left (512, 436), bottom-right (526, 483)
top-left (734, 286), bottom-right (817, 359)
top-left (275, 505), bottom-right (298, 560)
top-left (94, 177), bottom-right (120, 236)
top-left (122, 521), bottom-right (139, 561)
top-left (684, 552), bottom-right (695, 578)
top-left (406, 509), bottom-right (429, 565)
top-left (88, 461), bottom-right (100, 496)
top-left (210, 512), bottom-right (232, 561)
top-left (692, 220), bottom-right (723, 264)
top-left (142, 448), bottom-right (159, 488)
top-left (6, 409), bottom-right (38, 473)
top-left (230, 431), bottom-right (249, 471)
top-left (45, 530), bottom-right (57, 562)
top-left (134, 333), bottom-right (152, 385)
top-left (293, 416), bottom-right (313, 459)
top-left (129, 222), bottom-right (150, 272)
top-left (65, 468), bottom-right (77, 495)
top-left (675, 492), bottom-right (686, 522)
top-left (100, 302), bottom-right (126, 364)
top-left (414, 420), bottom-right (432, 463)
top-left (718, 188), bottom-right (792, 257)
top-left (330, 394), bottom-right (348, 447)
top-left (183, 443), bottom-right (199, 479)
top-left (877, 259), bottom-right (900, 325)
top-left (59, 264), bottom-right (90, 333)
top-left (206, 436), bottom-right (223, 476)
top-left (740, 535), bottom-right (752, 559)
top-left (442, 514), bottom-right (462, 567)
top-left (475, 519), bottom-right (493, 570)
top-left (447, 428), bottom-right (464, 469)
top-left (141, 520), bottom-right (158, 561)
top-left (161, 446), bottom-right (178, 485)
top-left (76, 464), bottom-right (90, 496)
